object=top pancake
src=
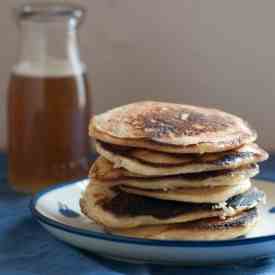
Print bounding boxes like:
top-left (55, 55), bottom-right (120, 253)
top-left (90, 101), bottom-right (257, 153)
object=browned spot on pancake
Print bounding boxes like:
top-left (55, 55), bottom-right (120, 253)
top-left (99, 141), bottom-right (133, 154)
top-left (175, 208), bottom-right (257, 230)
top-left (101, 188), bottom-right (213, 219)
top-left (93, 193), bottom-right (107, 206)
top-left (93, 192), bottom-right (105, 199)
top-left (126, 106), bottom-right (235, 139)
top-left (100, 188), bottom-right (263, 219)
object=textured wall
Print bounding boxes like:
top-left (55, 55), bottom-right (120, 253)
top-left (1, 0), bottom-right (275, 151)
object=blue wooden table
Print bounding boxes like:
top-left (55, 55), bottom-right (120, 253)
top-left (0, 154), bottom-right (275, 275)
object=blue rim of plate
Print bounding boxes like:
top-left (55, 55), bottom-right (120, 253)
top-left (30, 179), bottom-right (275, 247)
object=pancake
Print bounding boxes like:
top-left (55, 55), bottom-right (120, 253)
top-left (91, 161), bottom-right (258, 189)
top-left (89, 157), bottom-right (140, 181)
top-left (95, 141), bottom-right (268, 176)
top-left (108, 165), bottom-right (259, 190)
top-left (121, 179), bottom-right (251, 203)
top-left (106, 208), bottom-right (258, 240)
top-left (90, 101), bottom-right (257, 154)
top-left (102, 142), bottom-right (267, 166)
top-left (90, 157), bottom-right (260, 183)
top-left (80, 182), bottom-right (264, 228)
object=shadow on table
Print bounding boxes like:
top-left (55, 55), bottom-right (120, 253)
top-left (89, 251), bottom-right (275, 275)
top-left (149, 256), bottom-right (275, 275)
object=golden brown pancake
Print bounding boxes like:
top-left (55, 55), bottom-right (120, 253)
top-left (106, 208), bottom-right (258, 240)
top-left (95, 142), bottom-right (268, 176)
top-left (89, 157), bottom-right (259, 185)
top-left (89, 157), bottom-right (140, 181)
top-left (99, 142), bottom-right (267, 166)
top-left (90, 101), bottom-right (257, 154)
top-left (91, 163), bottom-right (258, 190)
top-left (120, 179), bottom-right (251, 203)
top-left (80, 181), bottom-right (264, 228)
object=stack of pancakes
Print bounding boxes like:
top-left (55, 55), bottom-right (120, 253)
top-left (80, 101), bottom-right (268, 240)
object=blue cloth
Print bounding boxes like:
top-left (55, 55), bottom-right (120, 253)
top-left (0, 154), bottom-right (275, 275)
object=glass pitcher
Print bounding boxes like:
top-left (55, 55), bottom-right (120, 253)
top-left (8, 3), bottom-right (92, 193)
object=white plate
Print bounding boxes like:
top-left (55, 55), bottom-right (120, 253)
top-left (30, 179), bottom-right (275, 265)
